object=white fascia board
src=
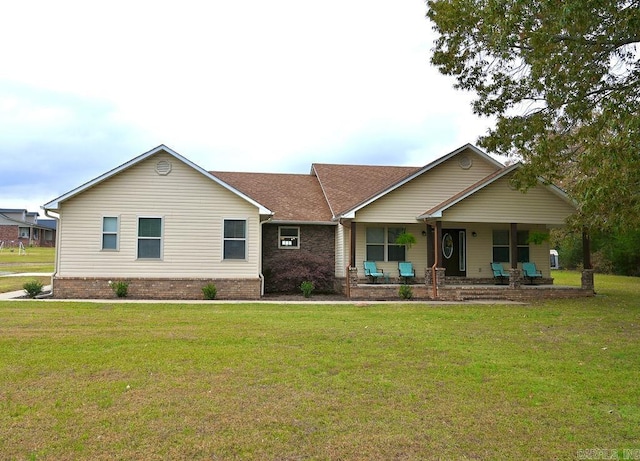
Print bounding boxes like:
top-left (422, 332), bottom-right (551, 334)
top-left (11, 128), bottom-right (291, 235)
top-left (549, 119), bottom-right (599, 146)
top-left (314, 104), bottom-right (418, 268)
top-left (43, 145), bottom-right (273, 216)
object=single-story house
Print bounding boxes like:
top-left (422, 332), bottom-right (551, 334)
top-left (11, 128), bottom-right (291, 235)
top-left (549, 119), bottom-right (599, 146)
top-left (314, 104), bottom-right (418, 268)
top-left (0, 209), bottom-right (56, 248)
top-left (43, 144), bottom-right (594, 300)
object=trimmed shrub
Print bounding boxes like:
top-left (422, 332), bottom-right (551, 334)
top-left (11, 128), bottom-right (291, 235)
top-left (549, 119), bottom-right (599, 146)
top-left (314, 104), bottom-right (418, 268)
top-left (399, 284), bottom-right (413, 300)
top-left (264, 251), bottom-right (335, 294)
top-left (300, 281), bottom-right (314, 298)
top-left (202, 283), bottom-right (217, 300)
top-left (109, 280), bottom-right (129, 298)
top-left (23, 280), bottom-right (44, 298)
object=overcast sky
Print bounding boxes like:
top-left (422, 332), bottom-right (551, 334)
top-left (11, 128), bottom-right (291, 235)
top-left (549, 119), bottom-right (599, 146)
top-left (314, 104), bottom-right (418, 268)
top-left (0, 0), bottom-right (495, 215)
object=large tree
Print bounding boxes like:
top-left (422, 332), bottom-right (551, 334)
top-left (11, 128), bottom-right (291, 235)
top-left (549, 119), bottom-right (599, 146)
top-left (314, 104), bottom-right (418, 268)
top-left (427, 0), bottom-right (640, 232)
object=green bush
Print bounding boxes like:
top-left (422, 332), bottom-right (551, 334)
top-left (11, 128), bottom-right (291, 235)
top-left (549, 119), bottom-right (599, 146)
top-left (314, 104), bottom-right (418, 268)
top-left (202, 283), bottom-right (217, 300)
top-left (264, 252), bottom-right (335, 294)
top-left (300, 281), bottom-right (314, 298)
top-left (109, 281), bottom-right (129, 298)
top-left (399, 284), bottom-right (413, 300)
top-left (23, 280), bottom-right (44, 298)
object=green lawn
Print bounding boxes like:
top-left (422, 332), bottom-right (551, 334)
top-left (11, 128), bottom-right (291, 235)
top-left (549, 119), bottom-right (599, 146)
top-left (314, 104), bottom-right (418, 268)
top-left (0, 247), bottom-right (54, 293)
top-left (1, 273), bottom-right (639, 460)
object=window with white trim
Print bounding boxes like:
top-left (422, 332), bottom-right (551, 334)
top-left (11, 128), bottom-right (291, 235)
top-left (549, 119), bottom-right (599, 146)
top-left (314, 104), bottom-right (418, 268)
top-left (224, 219), bottom-right (246, 260)
top-left (492, 230), bottom-right (510, 263)
top-left (102, 216), bottom-right (119, 250)
top-left (387, 227), bottom-right (406, 262)
top-left (137, 217), bottom-right (162, 259)
top-left (517, 230), bottom-right (530, 263)
top-left (492, 229), bottom-right (531, 263)
top-left (279, 226), bottom-right (300, 249)
top-left (366, 226), bottom-right (406, 262)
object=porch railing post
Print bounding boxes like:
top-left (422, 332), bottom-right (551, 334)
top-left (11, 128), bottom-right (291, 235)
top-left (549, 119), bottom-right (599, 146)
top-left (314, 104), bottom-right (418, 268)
top-left (581, 269), bottom-right (595, 293)
top-left (509, 268), bottom-right (521, 289)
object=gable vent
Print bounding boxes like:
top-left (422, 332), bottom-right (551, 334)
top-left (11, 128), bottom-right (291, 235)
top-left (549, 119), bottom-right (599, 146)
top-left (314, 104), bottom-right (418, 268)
top-left (155, 160), bottom-right (172, 176)
top-left (458, 155), bottom-right (473, 169)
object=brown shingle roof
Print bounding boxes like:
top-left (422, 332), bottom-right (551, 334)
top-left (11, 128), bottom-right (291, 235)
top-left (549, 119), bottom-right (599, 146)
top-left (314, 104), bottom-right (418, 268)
top-left (210, 171), bottom-right (334, 222)
top-left (312, 163), bottom-right (421, 217)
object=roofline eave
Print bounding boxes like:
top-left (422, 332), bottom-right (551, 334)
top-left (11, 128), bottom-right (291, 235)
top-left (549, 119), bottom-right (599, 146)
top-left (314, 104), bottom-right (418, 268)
top-left (269, 220), bottom-right (337, 226)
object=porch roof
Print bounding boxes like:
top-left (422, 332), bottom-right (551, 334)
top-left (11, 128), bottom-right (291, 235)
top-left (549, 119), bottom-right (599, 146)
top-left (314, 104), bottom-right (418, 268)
top-left (417, 163), bottom-right (575, 222)
top-left (316, 143), bottom-right (504, 219)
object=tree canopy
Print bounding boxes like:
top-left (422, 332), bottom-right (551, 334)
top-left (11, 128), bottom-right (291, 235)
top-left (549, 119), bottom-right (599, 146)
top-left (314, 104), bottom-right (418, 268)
top-left (427, 0), bottom-right (640, 232)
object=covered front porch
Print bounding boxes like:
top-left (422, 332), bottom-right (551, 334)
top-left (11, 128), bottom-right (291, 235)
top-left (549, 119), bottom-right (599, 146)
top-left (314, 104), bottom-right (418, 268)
top-left (342, 219), bottom-right (595, 301)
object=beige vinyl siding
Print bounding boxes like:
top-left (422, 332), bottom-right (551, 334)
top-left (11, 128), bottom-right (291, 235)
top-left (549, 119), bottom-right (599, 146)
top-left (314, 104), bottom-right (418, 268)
top-left (463, 222), bottom-right (551, 278)
top-left (335, 223), bottom-right (348, 277)
top-left (356, 151), bottom-right (499, 223)
top-left (355, 223), bottom-right (427, 278)
top-left (56, 152), bottom-right (261, 278)
top-left (442, 175), bottom-right (575, 225)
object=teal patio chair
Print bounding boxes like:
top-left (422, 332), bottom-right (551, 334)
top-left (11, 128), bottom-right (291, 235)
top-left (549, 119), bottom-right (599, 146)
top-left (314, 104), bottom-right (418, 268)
top-left (363, 261), bottom-right (385, 283)
top-left (490, 262), bottom-right (510, 285)
top-left (398, 261), bottom-right (415, 284)
top-left (522, 262), bottom-right (543, 284)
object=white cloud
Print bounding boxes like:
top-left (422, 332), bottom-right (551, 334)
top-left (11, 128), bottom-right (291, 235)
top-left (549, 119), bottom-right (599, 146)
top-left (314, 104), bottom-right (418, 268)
top-left (0, 0), bottom-right (496, 212)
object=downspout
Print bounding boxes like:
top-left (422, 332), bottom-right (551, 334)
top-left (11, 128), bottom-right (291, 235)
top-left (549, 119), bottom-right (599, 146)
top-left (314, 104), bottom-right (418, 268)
top-left (259, 219), bottom-right (266, 297)
top-left (430, 224), bottom-right (438, 299)
top-left (258, 216), bottom-right (273, 297)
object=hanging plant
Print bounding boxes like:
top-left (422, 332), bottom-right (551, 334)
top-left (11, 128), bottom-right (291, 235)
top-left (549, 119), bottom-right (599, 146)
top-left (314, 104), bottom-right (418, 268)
top-left (528, 230), bottom-right (550, 245)
top-left (395, 232), bottom-right (417, 249)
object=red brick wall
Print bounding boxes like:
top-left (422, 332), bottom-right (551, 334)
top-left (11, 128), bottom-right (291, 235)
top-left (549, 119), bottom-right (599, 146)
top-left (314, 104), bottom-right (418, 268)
top-left (0, 225), bottom-right (19, 243)
top-left (53, 277), bottom-right (262, 300)
top-left (0, 226), bottom-right (55, 247)
top-left (262, 224), bottom-right (335, 267)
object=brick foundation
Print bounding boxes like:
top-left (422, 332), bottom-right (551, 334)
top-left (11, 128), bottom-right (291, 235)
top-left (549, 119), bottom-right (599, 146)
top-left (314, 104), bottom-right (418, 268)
top-left (349, 284), bottom-right (431, 301)
top-left (53, 277), bottom-right (262, 300)
top-left (347, 283), bottom-right (593, 302)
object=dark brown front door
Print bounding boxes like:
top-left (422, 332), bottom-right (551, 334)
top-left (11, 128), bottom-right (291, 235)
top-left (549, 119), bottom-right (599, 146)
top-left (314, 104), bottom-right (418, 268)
top-left (441, 229), bottom-right (466, 276)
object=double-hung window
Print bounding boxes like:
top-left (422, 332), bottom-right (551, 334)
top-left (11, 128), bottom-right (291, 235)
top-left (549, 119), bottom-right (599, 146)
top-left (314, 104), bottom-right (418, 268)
top-left (517, 230), bottom-right (530, 263)
top-left (224, 219), bottom-right (246, 260)
top-left (492, 230), bottom-right (510, 263)
top-left (102, 216), bottom-right (119, 250)
top-left (492, 229), bottom-right (531, 263)
top-left (366, 227), bottom-right (406, 262)
top-left (387, 227), bottom-right (406, 262)
top-left (138, 217), bottom-right (163, 259)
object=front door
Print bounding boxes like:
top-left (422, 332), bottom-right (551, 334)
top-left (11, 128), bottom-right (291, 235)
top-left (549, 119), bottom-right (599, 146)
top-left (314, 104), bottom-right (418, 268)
top-left (441, 229), bottom-right (466, 276)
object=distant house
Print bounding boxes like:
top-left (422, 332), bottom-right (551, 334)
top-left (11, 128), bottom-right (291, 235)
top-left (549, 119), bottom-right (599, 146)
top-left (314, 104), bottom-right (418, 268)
top-left (43, 144), bottom-right (593, 300)
top-left (0, 209), bottom-right (56, 248)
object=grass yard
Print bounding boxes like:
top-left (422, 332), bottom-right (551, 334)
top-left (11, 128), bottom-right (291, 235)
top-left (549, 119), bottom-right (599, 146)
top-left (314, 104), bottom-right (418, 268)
top-left (0, 247), bottom-right (54, 293)
top-left (0, 246), bottom-right (55, 272)
top-left (0, 273), bottom-right (639, 460)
